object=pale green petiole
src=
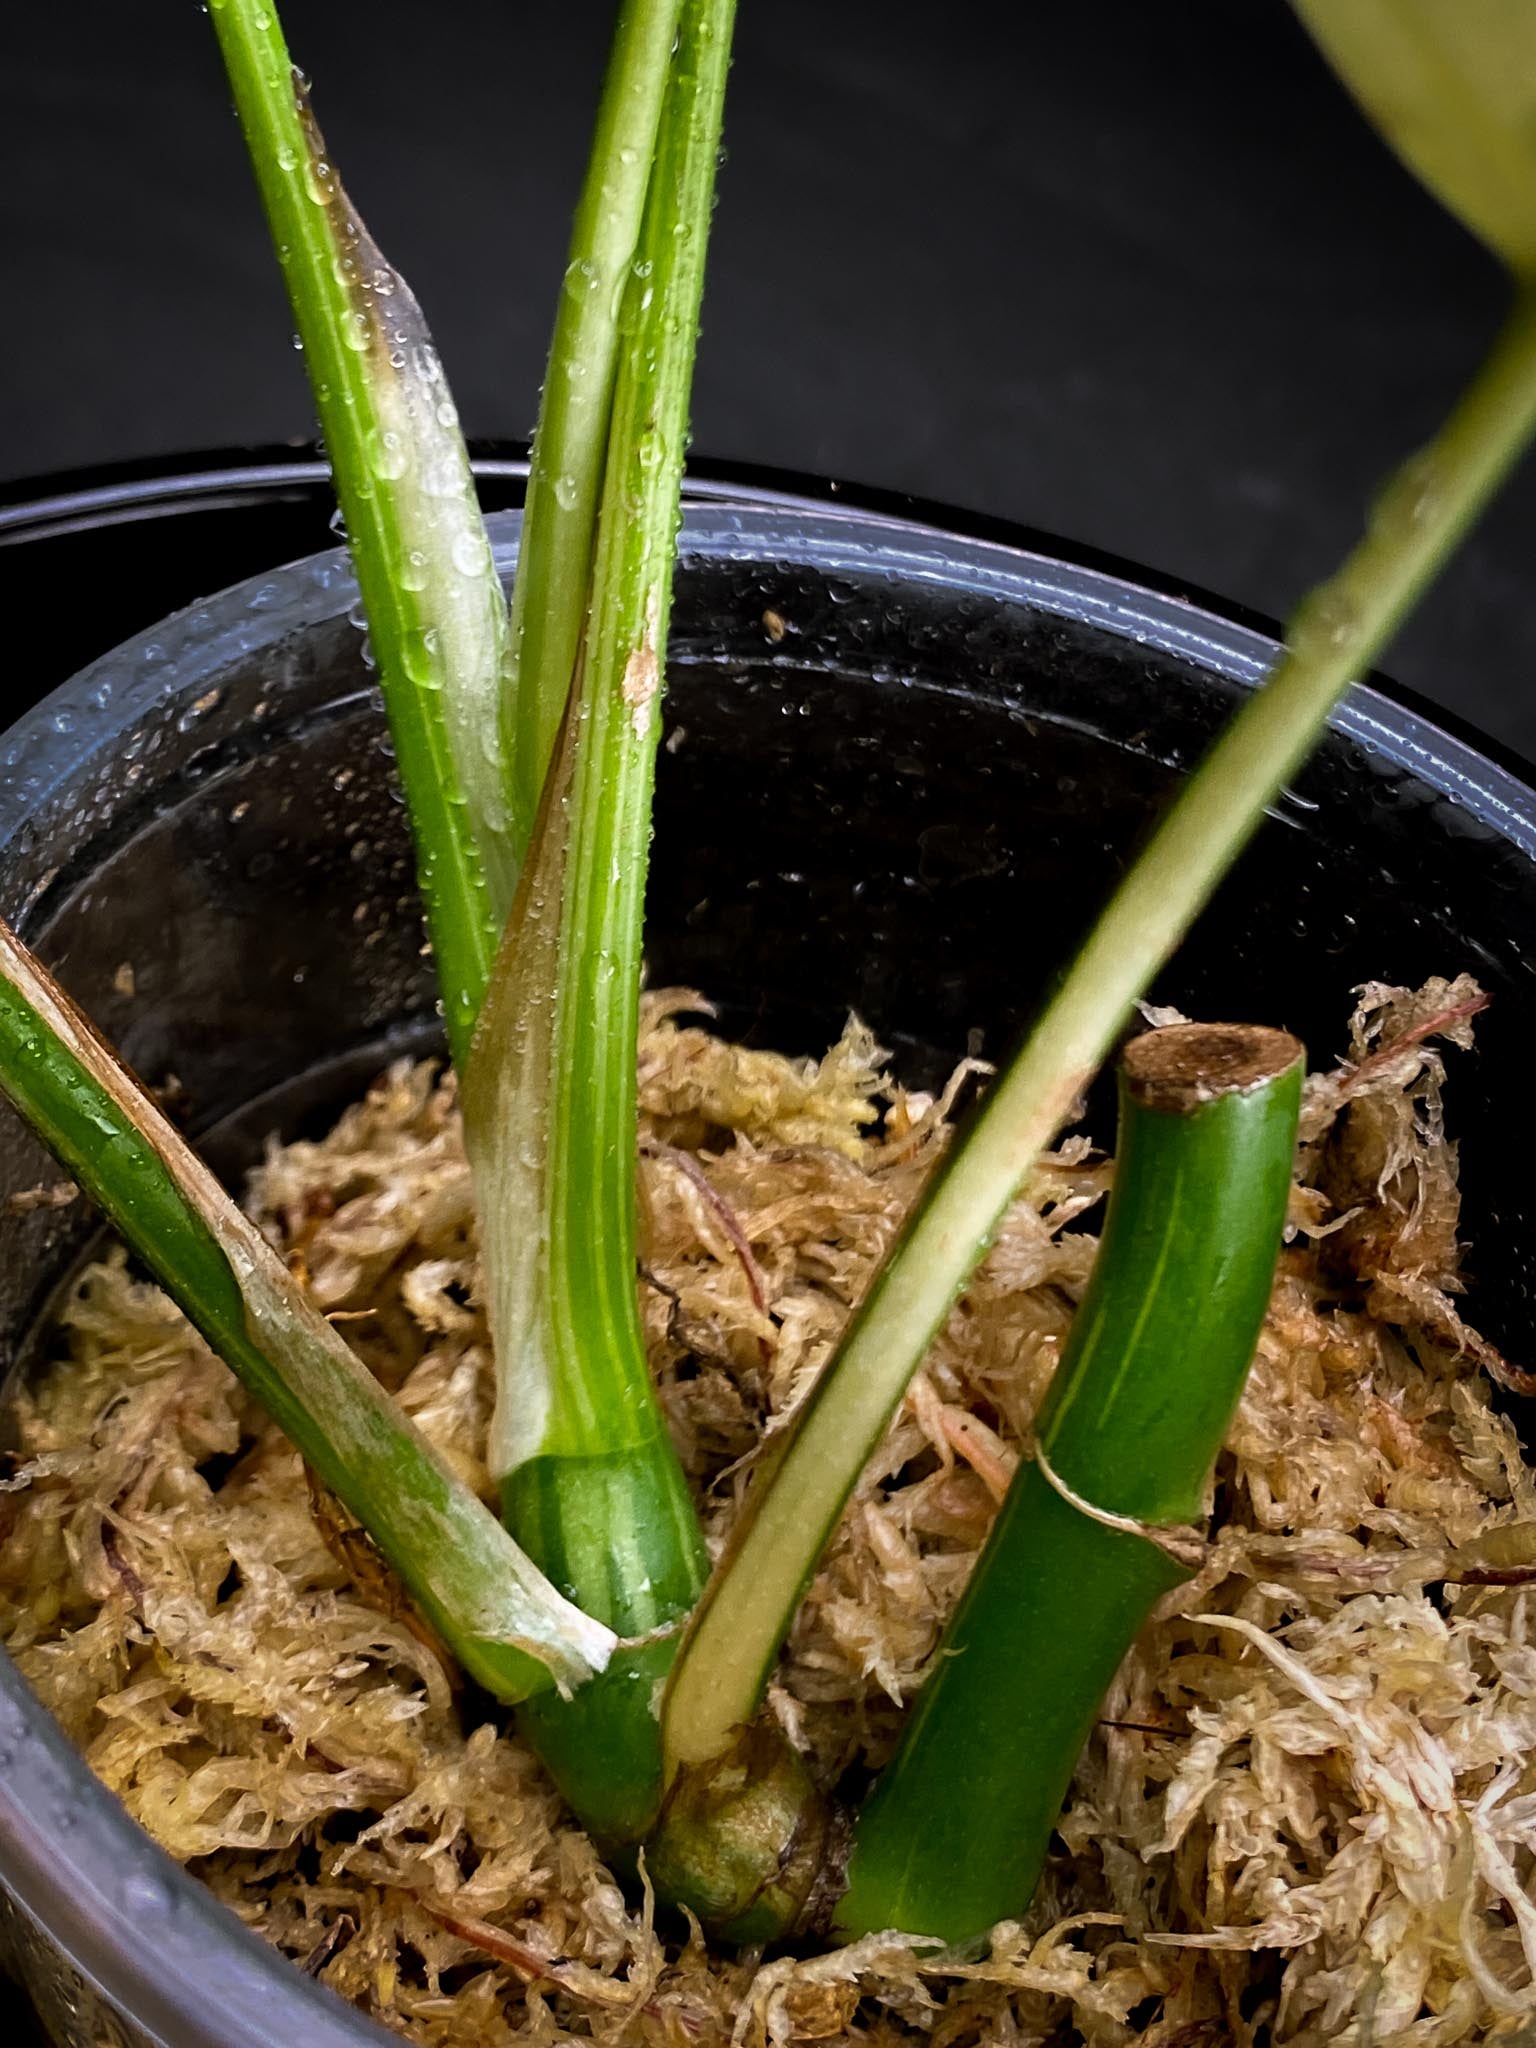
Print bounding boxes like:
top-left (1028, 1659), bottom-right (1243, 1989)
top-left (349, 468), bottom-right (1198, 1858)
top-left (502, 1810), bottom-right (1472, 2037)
top-left (662, 290), bottom-right (1536, 1775)
top-left (0, 920), bottom-right (614, 1703)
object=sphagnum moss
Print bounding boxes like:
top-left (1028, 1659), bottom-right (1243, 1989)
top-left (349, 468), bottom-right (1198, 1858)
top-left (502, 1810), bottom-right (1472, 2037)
top-left (5, 982), bottom-right (1534, 2043)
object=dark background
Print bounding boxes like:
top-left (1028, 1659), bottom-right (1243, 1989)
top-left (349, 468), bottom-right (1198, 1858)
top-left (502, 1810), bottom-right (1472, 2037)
top-left (3, 2), bottom-right (1532, 755)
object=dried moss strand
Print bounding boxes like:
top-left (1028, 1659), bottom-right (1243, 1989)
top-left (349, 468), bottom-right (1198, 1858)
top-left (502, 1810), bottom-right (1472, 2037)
top-left (834, 1027), bottom-right (1304, 1945)
top-left (662, 293), bottom-right (1536, 1777)
top-left (4, 983), bottom-right (1511, 2034)
top-left (0, 921), bottom-right (614, 1702)
top-left (207, 0), bottom-right (511, 1064)
top-left (503, 0), bottom-right (686, 846)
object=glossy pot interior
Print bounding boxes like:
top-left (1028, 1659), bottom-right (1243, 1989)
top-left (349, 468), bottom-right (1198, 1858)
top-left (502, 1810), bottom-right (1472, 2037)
top-left (1, 490), bottom-right (1534, 2046)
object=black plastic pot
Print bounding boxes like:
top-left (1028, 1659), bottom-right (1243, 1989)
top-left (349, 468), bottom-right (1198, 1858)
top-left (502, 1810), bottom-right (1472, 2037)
top-left (0, 466), bottom-right (1533, 2047)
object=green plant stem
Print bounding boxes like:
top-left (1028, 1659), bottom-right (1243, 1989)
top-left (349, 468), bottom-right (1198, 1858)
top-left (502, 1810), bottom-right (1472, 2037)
top-left (835, 1024), bottom-right (1304, 1945)
top-left (0, 920), bottom-right (614, 1702)
top-left (644, 1722), bottom-right (836, 1942)
top-left (209, 0), bottom-right (512, 1065)
top-left (662, 289), bottom-right (1536, 1779)
top-left (463, 0), bottom-right (735, 1848)
top-left (503, 0), bottom-right (685, 847)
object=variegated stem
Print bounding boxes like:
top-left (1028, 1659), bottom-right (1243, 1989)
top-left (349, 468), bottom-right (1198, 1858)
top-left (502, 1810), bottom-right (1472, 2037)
top-left (462, 0), bottom-right (736, 1847)
top-left (504, 0), bottom-right (686, 847)
top-left (209, 0), bottom-right (513, 1065)
top-left (0, 920), bottom-right (613, 1702)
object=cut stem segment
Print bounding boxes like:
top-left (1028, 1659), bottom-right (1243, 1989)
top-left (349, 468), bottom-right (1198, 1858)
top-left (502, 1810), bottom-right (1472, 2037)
top-left (661, 292), bottom-right (1536, 1778)
top-left (208, 0), bottom-right (513, 1064)
top-left (463, 0), bottom-right (735, 1848)
top-left (0, 920), bottom-right (614, 1703)
top-left (834, 1023), bottom-right (1304, 1944)
top-left (503, 0), bottom-right (686, 848)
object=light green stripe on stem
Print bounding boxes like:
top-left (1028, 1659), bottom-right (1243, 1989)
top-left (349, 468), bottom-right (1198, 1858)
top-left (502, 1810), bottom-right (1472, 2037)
top-left (208, 0), bottom-right (512, 1065)
top-left (0, 920), bottom-right (614, 1703)
top-left (662, 291), bottom-right (1536, 1776)
top-left (464, 0), bottom-right (734, 1846)
top-left (504, 0), bottom-right (686, 848)
top-left (834, 1024), bottom-right (1302, 1945)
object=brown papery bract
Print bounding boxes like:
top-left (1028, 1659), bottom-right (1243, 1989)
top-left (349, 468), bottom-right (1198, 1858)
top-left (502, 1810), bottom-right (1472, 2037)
top-left (3, 976), bottom-right (1531, 2046)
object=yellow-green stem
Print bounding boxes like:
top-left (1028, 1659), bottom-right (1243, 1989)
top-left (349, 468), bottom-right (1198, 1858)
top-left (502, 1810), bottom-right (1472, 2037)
top-left (663, 290), bottom-right (1536, 1777)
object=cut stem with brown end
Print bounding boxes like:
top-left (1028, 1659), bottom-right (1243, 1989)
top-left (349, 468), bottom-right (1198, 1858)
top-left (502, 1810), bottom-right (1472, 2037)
top-left (834, 1023), bottom-right (1304, 1945)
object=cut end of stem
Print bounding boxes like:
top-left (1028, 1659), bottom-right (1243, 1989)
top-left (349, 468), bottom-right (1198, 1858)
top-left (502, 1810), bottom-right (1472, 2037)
top-left (644, 1721), bottom-right (838, 1943)
top-left (833, 1020), bottom-right (1303, 1946)
top-left (210, 0), bottom-right (515, 1058)
top-left (1123, 1023), bottom-right (1304, 1114)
